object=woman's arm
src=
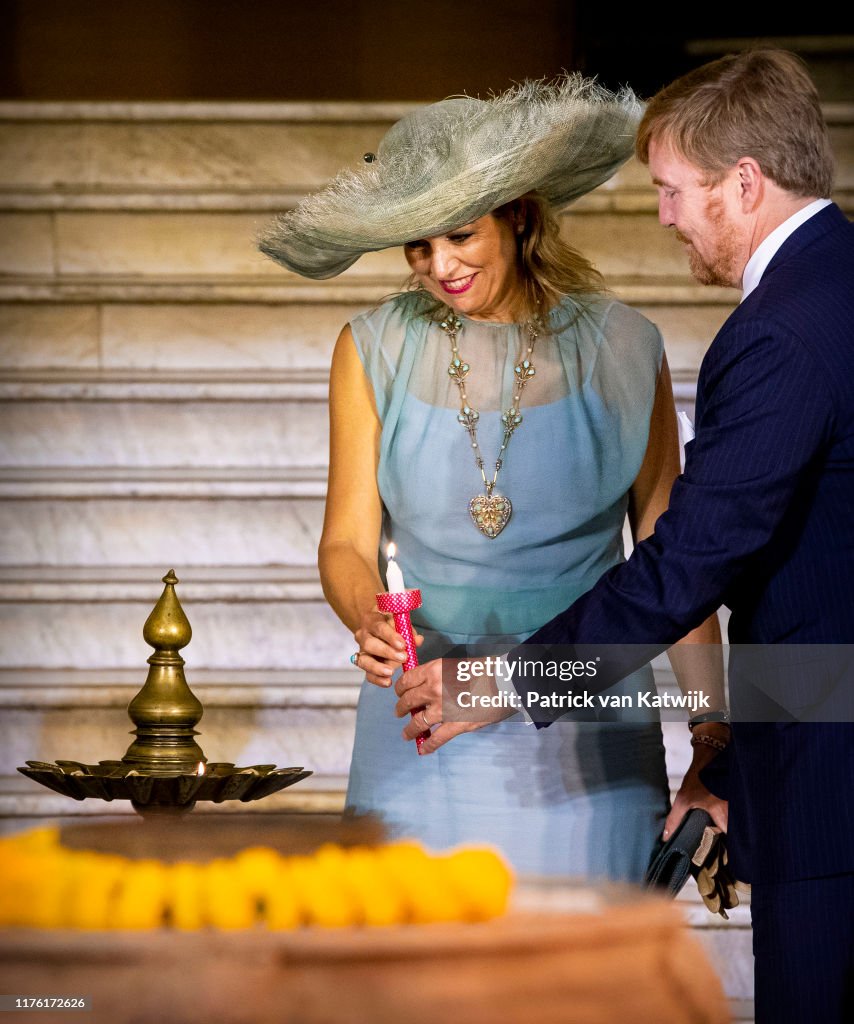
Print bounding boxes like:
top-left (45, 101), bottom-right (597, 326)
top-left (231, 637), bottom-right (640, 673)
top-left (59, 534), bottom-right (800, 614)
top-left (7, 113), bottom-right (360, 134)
top-left (318, 325), bottom-right (410, 686)
top-left (628, 354), bottom-right (723, 652)
top-left (629, 354), bottom-right (729, 835)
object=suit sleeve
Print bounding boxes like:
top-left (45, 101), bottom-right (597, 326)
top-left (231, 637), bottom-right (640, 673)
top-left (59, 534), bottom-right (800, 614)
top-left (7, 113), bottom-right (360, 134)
top-left (513, 317), bottom-right (836, 712)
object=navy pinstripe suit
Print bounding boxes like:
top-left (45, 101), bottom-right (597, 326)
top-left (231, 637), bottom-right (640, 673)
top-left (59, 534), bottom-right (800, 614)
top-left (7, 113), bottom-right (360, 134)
top-left (517, 203), bottom-right (854, 1019)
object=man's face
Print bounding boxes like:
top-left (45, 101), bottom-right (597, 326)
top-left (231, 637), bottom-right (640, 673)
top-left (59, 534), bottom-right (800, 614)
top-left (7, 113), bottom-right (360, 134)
top-left (648, 139), bottom-right (747, 289)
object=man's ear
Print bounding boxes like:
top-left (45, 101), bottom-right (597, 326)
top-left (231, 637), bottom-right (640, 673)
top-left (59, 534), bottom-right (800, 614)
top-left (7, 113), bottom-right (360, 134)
top-left (736, 157), bottom-right (764, 212)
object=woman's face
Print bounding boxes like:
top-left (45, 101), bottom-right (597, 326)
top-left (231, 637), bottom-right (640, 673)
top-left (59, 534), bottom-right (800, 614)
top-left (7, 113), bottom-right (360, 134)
top-left (403, 213), bottom-right (522, 322)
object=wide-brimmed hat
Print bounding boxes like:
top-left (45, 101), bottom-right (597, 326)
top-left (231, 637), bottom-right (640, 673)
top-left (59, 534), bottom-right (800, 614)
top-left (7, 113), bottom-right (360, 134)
top-left (259, 75), bottom-right (642, 280)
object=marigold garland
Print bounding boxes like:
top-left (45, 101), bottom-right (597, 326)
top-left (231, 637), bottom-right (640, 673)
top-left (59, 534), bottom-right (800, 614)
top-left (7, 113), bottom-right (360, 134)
top-left (0, 828), bottom-right (513, 931)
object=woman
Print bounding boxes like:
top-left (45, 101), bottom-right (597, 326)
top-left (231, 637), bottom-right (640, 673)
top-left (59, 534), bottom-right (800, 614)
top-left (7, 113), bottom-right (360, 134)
top-left (260, 77), bottom-right (727, 879)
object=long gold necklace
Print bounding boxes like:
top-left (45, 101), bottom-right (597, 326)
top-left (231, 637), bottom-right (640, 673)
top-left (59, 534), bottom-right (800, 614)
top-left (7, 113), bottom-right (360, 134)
top-left (439, 311), bottom-right (538, 538)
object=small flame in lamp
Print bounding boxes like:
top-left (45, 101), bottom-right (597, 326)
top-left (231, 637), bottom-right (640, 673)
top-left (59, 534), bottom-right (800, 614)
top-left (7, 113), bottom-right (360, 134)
top-left (196, 762), bottom-right (206, 776)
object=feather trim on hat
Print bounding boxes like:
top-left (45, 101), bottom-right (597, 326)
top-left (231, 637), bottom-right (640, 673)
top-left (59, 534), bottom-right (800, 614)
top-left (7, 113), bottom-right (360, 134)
top-left (259, 74), bottom-right (642, 280)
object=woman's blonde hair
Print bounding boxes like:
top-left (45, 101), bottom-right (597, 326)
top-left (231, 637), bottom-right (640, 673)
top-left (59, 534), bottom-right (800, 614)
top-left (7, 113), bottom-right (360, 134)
top-left (496, 191), bottom-right (605, 317)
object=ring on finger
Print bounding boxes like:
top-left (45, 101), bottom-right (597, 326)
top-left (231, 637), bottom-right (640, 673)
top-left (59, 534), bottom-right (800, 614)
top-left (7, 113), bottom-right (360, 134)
top-left (350, 650), bottom-right (365, 669)
top-left (418, 709), bottom-right (431, 730)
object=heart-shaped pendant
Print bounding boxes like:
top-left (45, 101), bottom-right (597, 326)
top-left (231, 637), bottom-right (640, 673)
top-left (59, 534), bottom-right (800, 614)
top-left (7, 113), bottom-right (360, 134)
top-left (469, 494), bottom-right (512, 538)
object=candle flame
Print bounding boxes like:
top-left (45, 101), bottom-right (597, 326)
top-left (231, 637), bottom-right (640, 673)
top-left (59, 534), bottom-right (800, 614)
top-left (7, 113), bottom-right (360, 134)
top-left (197, 762), bottom-right (206, 776)
top-left (387, 542), bottom-right (397, 560)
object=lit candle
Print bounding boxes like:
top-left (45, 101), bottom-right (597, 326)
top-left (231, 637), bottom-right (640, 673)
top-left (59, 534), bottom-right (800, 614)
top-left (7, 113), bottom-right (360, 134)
top-left (376, 544), bottom-right (428, 753)
top-left (385, 542), bottom-right (405, 593)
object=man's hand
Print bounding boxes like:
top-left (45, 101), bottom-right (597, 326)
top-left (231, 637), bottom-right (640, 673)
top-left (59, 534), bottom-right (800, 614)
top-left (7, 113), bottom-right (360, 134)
top-left (663, 732), bottom-right (729, 839)
top-left (394, 658), bottom-right (515, 753)
top-left (664, 766), bottom-right (728, 839)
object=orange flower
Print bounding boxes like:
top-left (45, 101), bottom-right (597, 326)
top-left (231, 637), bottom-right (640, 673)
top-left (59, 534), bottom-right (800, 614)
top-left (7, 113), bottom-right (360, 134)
top-left (0, 828), bottom-right (513, 931)
top-left (443, 847), bottom-right (514, 920)
top-left (109, 859), bottom-right (169, 930)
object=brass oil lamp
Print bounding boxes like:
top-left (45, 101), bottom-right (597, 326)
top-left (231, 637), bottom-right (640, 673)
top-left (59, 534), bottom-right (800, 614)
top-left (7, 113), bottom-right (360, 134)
top-left (18, 571), bottom-right (311, 814)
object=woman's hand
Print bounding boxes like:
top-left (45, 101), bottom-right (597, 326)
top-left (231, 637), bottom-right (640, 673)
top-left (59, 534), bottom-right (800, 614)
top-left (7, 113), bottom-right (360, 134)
top-left (353, 607), bottom-right (423, 687)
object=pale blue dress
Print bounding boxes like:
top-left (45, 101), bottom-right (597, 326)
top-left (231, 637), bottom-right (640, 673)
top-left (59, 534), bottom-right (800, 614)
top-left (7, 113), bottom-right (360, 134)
top-left (345, 292), bottom-right (670, 880)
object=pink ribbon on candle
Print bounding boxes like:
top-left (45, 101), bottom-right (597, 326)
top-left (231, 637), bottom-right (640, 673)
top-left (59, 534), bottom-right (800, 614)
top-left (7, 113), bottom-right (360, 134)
top-left (376, 588), bottom-right (429, 753)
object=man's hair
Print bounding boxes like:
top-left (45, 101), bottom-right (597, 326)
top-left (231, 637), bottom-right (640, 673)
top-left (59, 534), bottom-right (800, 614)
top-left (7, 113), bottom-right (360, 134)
top-left (636, 49), bottom-right (834, 197)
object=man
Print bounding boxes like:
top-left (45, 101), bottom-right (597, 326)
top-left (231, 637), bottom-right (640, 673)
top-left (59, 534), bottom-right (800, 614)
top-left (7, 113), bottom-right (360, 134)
top-left (398, 49), bottom-right (854, 1022)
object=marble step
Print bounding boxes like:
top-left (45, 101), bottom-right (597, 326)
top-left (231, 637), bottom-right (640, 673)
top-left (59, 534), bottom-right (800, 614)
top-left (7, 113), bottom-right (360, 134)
top-left (0, 102), bottom-right (412, 203)
top-left (0, 696), bottom-right (358, 784)
top-left (0, 394), bottom-right (329, 470)
top-left (0, 276), bottom-right (741, 310)
top-left (0, 369), bottom-right (330, 401)
top-left (0, 574), bottom-right (705, 687)
top-left (0, 99), bottom-right (849, 211)
top-left (0, 667), bottom-right (358, 706)
top-left (0, 210), bottom-right (394, 278)
top-left (0, 497), bottom-right (324, 566)
top-left (0, 208), bottom-right (739, 282)
top-left (0, 373), bottom-right (699, 475)
top-left (0, 489), bottom-right (723, 571)
top-left (0, 366), bottom-right (700, 406)
top-left (0, 303), bottom-right (353, 371)
top-left (0, 302), bottom-right (732, 377)
top-left (0, 579), bottom-right (351, 670)
top-left (0, 466), bottom-right (329, 498)
top-left (0, 101), bottom-right (658, 215)
top-left (0, 565), bottom-right (327, 601)
top-left (0, 597), bottom-right (347, 669)
top-left (0, 666), bottom-right (357, 816)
